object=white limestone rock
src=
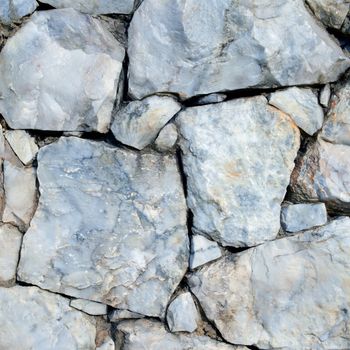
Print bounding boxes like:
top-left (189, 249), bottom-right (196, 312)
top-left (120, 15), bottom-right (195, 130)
top-left (319, 84), bottom-right (331, 107)
top-left (97, 337), bottom-right (115, 350)
top-left (190, 235), bottom-right (222, 269)
top-left (128, 0), bottom-right (350, 99)
top-left (0, 285), bottom-right (96, 349)
top-left (111, 95), bottom-right (181, 150)
top-left (40, 0), bottom-right (136, 15)
top-left (109, 309), bottom-right (145, 322)
top-left (281, 203), bottom-right (328, 233)
top-left (291, 139), bottom-right (350, 214)
top-left (116, 319), bottom-right (248, 350)
top-left (269, 87), bottom-right (324, 135)
top-left (70, 299), bottom-right (107, 316)
top-left (166, 292), bottom-right (199, 333)
top-left (189, 218), bottom-right (350, 349)
top-left (176, 97), bottom-right (300, 247)
top-left (18, 137), bottom-right (188, 317)
top-left (196, 93), bottom-right (227, 105)
top-left (2, 160), bottom-right (37, 230)
top-left (0, 0), bottom-right (37, 24)
top-left (154, 123), bottom-right (178, 152)
top-left (5, 130), bottom-right (38, 165)
top-left (0, 224), bottom-right (22, 286)
top-left (320, 78), bottom-right (350, 145)
top-left (0, 9), bottom-right (125, 132)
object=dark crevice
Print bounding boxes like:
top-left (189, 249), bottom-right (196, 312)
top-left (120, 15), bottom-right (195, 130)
top-left (223, 245), bottom-right (253, 254)
top-left (327, 27), bottom-right (350, 52)
top-left (176, 148), bottom-right (188, 198)
top-left (36, 1), bottom-right (56, 11)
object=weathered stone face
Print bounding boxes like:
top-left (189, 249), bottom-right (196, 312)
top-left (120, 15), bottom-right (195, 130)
top-left (18, 137), bottom-right (188, 317)
top-left (0, 285), bottom-right (97, 349)
top-left (0, 9), bottom-right (125, 132)
top-left (0, 0), bottom-right (37, 24)
top-left (176, 97), bottom-right (300, 247)
top-left (128, 0), bottom-right (350, 99)
top-left (189, 218), bottom-right (350, 349)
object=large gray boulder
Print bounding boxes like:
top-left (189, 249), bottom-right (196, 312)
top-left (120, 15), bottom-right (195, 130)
top-left (290, 139), bottom-right (350, 214)
top-left (0, 0), bottom-right (37, 24)
top-left (189, 218), bottom-right (350, 349)
top-left (176, 97), bottom-right (300, 247)
top-left (128, 0), bottom-right (349, 99)
top-left (0, 285), bottom-right (96, 349)
top-left (40, 0), bottom-right (136, 15)
top-left (0, 9), bottom-right (125, 132)
top-left (18, 137), bottom-right (188, 317)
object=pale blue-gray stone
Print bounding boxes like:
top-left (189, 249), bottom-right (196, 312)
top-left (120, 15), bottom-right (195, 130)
top-left (0, 0), bottom-right (37, 24)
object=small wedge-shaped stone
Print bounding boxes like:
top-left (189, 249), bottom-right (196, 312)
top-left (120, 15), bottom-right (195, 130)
top-left (40, 0), bottom-right (135, 14)
top-left (190, 235), bottom-right (222, 269)
top-left (111, 95), bottom-right (181, 150)
top-left (189, 218), bottom-right (350, 349)
top-left (0, 9), bottom-right (125, 132)
top-left (0, 0), bottom-right (37, 24)
top-left (176, 97), bottom-right (300, 247)
top-left (18, 137), bottom-right (188, 317)
top-left (128, 0), bottom-right (349, 99)
top-left (154, 123), bottom-right (178, 152)
top-left (320, 78), bottom-right (350, 145)
top-left (269, 87), bottom-right (324, 135)
top-left (116, 319), bottom-right (248, 350)
top-left (0, 285), bottom-right (96, 349)
top-left (0, 224), bottom-right (22, 286)
top-left (290, 139), bottom-right (350, 213)
top-left (70, 299), bottom-right (107, 316)
top-left (306, 0), bottom-right (349, 30)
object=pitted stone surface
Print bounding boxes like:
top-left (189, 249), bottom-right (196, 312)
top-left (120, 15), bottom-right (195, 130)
top-left (18, 137), bottom-right (188, 317)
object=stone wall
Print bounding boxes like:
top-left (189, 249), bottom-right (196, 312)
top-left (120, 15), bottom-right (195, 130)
top-left (0, 1), bottom-right (349, 349)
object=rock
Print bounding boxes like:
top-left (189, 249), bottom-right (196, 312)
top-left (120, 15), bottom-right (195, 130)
top-left (0, 0), bottom-right (37, 24)
top-left (0, 9), bottom-right (125, 132)
top-left (0, 224), bottom-right (22, 286)
top-left (154, 123), bottom-right (178, 152)
top-left (319, 84), bottom-right (331, 107)
top-left (40, 0), bottom-right (136, 15)
top-left (70, 299), bottom-right (107, 316)
top-left (0, 285), bottom-right (96, 349)
top-left (116, 319), bottom-right (248, 349)
top-left (306, 0), bottom-right (349, 30)
top-left (176, 97), bottom-right (300, 247)
top-left (111, 95), bottom-right (181, 150)
top-left (109, 309), bottom-right (144, 322)
top-left (166, 292), bottom-right (199, 333)
top-left (196, 93), bottom-right (227, 105)
top-left (190, 235), bottom-right (222, 269)
top-left (269, 87), bottom-right (324, 135)
top-left (290, 139), bottom-right (350, 214)
top-left (281, 203), bottom-right (328, 232)
top-left (2, 160), bottom-right (37, 230)
top-left (97, 336), bottom-right (115, 350)
top-left (5, 130), bottom-right (38, 165)
top-left (189, 218), bottom-right (350, 349)
top-left (128, 0), bottom-right (349, 100)
top-left (18, 137), bottom-right (188, 317)
top-left (320, 78), bottom-right (350, 145)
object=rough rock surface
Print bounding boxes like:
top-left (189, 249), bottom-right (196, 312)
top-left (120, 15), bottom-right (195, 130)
top-left (0, 0), bottom-right (37, 24)
top-left (176, 97), bottom-right (300, 247)
top-left (190, 235), bottom-right (222, 269)
top-left (70, 299), bottom-right (107, 316)
top-left (320, 78), bottom-right (350, 145)
top-left (189, 218), bottom-right (350, 349)
top-left (2, 160), bottom-right (37, 230)
top-left (319, 84), bottom-right (331, 107)
top-left (116, 319), bottom-right (248, 349)
top-left (40, 0), bottom-right (136, 15)
top-left (281, 202), bottom-right (328, 232)
top-left (306, 0), bottom-right (349, 30)
top-left (269, 87), bottom-right (324, 135)
top-left (5, 130), bottom-right (38, 165)
top-left (128, 0), bottom-right (350, 99)
top-left (108, 309), bottom-right (144, 322)
top-left (290, 139), bottom-right (350, 213)
top-left (0, 9), bottom-right (125, 132)
top-left (0, 285), bottom-right (96, 349)
top-left (166, 292), bottom-right (199, 333)
top-left (111, 95), bottom-right (181, 150)
top-left (0, 224), bottom-right (22, 286)
top-left (18, 137), bottom-right (188, 317)
top-left (154, 123), bottom-right (178, 152)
